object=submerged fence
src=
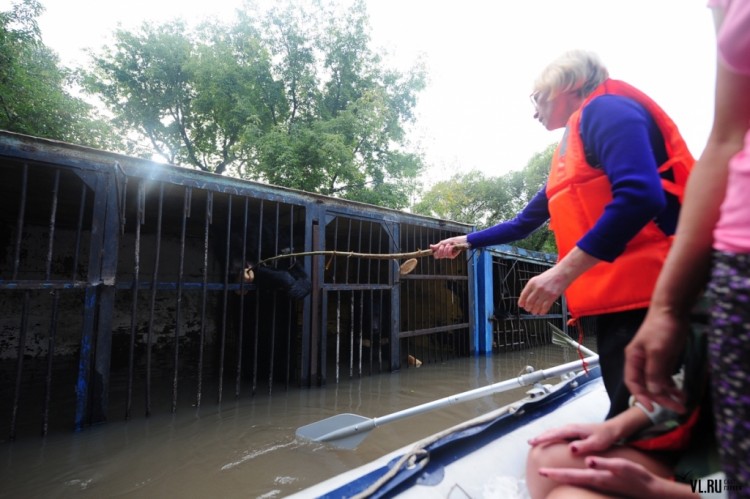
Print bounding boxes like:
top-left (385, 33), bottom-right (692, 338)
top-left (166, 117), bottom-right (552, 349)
top-left (0, 131), bottom-right (569, 440)
top-left (482, 245), bottom-right (567, 351)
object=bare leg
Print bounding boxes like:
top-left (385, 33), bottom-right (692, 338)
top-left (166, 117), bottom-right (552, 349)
top-left (526, 441), bottom-right (673, 499)
top-left (546, 484), bottom-right (613, 499)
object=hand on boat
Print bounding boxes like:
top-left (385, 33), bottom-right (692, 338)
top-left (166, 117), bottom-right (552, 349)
top-left (624, 308), bottom-right (689, 414)
top-left (538, 456), bottom-right (696, 499)
top-left (429, 236), bottom-right (469, 259)
top-left (528, 422), bottom-right (619, 454)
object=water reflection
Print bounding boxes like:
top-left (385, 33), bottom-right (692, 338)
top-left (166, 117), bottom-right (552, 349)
top-left (2, 342), bottom-right (592, 498)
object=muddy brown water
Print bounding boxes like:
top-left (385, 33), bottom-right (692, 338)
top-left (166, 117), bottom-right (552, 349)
top-left (1, 343), bottom-right (595, 498)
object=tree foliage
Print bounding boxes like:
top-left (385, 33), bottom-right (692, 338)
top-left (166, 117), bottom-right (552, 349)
top-left (413, 144), bottom-right (557, 253)
top-left (1, 0), bottom-right (560, 226)
top-left (0, 0), bottom-right (116, 148)
top-left (412, 170), bottom-right (507, 227)
top-left (84, 0), bottom-right (426, 209)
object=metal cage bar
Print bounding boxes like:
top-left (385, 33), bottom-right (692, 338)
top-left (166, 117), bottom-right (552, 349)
top-left (0, 132), bottom-right (494, 439)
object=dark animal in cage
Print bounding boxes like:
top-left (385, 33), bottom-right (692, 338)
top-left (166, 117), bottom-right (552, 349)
top-left (224, 227), bottom-right (311, 300)
top-left (214, 208), bottom-right (311, 392)
top-left (359, 295), bottom-right (389, 357)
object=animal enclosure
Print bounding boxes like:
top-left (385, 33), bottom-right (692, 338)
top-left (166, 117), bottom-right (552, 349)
top-left (0, 132), bottom-right (476, 438)
top-left (0, 132), bottom-right (578, 440)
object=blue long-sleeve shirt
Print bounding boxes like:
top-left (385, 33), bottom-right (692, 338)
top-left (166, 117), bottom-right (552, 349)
top-left (467, 94), bottom-right (681, 262)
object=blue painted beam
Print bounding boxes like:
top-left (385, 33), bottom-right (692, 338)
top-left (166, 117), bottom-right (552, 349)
top-left (473, 249), bottom-right (494, 355)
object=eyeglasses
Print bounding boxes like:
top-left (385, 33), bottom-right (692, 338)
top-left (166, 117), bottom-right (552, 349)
top-left (530, 92), bottom-right (547, 118)
top-left (530, 92), bottom-right (541, 111)
top-left (530, 92), bottom-right (552, 113)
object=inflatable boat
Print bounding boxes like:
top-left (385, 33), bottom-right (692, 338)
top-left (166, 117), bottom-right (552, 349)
top-left (293, 356), bottom-right (607, 498)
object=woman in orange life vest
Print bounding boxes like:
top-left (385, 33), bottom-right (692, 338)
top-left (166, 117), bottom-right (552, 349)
top-left (431, 50), bottom-right (694, 419)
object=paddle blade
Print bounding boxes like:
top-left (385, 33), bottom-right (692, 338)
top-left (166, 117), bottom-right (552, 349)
top-left (548, 323), bottom-right (597, 357)
top-left (296, 413), bottom-right (374, 449)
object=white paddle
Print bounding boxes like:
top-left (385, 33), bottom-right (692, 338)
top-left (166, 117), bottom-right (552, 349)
top-left (296, 354), bottom-right (599, 449)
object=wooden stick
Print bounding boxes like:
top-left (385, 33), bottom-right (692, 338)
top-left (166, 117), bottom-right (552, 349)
top-left (256, 242), bottom-right (469, 267)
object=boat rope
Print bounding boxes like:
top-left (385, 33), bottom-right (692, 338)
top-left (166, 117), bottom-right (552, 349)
top-left (350, 363), bottom-right (594, 497)
top-left (351, 448), bottom-right (430, 499)
top-left (352, 405), bottom-right (515, 498)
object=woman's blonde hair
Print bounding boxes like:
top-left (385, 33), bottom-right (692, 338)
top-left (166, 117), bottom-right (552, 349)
top-left (531, 50), bottom-right (609, 103)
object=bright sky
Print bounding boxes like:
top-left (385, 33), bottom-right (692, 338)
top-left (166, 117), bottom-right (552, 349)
top-left (25, 0), bottom-right (717, 185)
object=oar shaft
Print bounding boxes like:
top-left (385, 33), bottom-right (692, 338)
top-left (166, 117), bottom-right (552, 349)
top-left (306, 355), bottom-right (599, 446)
top-left (549, 324), bottom-right (597, 357)
top-left (556, 333), bottom-right (597, 357)
top-left (374, 356), bottom-right (598, 427)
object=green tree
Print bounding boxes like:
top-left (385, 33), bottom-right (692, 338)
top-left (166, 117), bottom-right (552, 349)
top-left (412, 170), bottom-right (507, 226)
top-left (246, 0), bottom-right (427, 210)
top-left (0, 0), bottom-right (116, 148)
top-left (413, 144), bottom-right (557, 253)
top-left (84, 0), bottom-right (426, 209)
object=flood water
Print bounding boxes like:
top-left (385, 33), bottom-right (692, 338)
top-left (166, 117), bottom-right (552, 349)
top-left (1, 342), bottom-right (594, 498)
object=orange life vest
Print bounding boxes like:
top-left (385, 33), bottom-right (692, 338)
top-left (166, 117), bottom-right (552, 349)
top-left (546, 79), bottom-right (694, 317)
top-left (629, 405), bottom-right (702, 452)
